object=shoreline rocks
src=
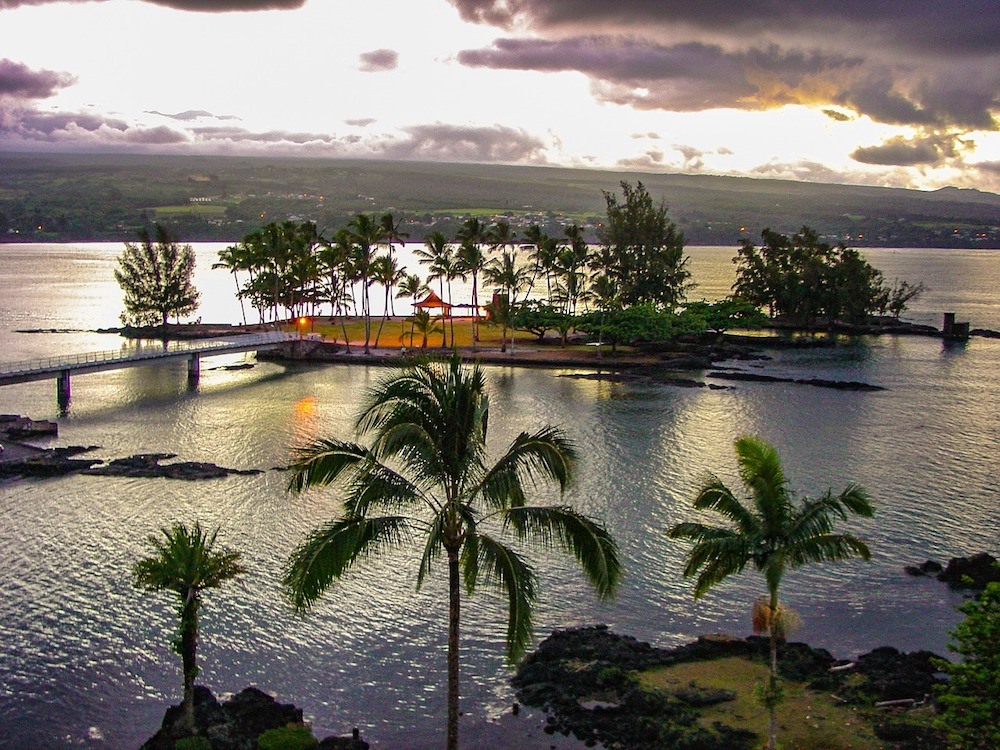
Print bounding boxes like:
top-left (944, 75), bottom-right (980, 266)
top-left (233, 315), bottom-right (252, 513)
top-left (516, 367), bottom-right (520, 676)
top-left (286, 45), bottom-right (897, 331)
top-left (514, 625), bottom-right (944, 750)
top-left (141, 686), bottom-right (368, 750)
top-left (906, 552), bottom-right (1000, 590)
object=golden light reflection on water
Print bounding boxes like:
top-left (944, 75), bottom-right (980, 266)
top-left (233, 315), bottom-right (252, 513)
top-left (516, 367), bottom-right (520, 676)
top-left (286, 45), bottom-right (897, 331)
top-left (291, 395), bottom-right (320, 447)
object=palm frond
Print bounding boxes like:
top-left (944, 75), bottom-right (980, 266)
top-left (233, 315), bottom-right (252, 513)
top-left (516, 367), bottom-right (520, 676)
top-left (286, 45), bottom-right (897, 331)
top-left (286, 438), bottom-right (369, 492)
top-left (283, 516), bottom-right (413, 613)
top-left (503, 505), bottom-right (620, 599)
top-left (344, 458), bottom-right (431, 516)
top-left (692, 476), bottom-right (760, 534)
top-left (787, 533), bottom-right (871, 566)
top-left (467, 531), bottom-right (537, 662)
top-left (478, 428), bottom-right (577, 510)
top-left (133, 522), bottom-right (245, 595)
top-left (417, 511), bottom-right (447, 589)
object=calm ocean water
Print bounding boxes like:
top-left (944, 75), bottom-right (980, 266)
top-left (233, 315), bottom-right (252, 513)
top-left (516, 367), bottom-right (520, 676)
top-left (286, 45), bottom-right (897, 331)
top-left (1, 243), bottom-right (998, 749)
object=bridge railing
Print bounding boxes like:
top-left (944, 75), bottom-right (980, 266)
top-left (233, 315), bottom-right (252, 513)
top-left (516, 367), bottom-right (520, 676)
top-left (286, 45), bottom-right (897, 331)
top-left (0, 331), bottom-right (297, 377)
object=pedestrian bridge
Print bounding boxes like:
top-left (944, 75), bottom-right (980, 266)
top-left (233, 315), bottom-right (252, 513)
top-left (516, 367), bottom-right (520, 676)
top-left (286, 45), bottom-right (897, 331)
top-left (0, 332), bottom-right (298, 408)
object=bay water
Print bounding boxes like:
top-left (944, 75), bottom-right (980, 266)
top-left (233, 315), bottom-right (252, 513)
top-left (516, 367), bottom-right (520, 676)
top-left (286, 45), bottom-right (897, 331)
top-left (1, 243), bottom-right (998, 748)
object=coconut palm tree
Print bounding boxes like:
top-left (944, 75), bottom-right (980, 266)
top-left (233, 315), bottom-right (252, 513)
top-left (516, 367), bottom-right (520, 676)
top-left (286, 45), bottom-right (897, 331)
top-left (283, 357), bottom-right (621, 750)
top-left (213, 244), bottom-right (249, 325)
top-left (133, 522), bottom-right (245, 734)
top-left (455, 239), bottom-right (487, 345)
top-left (415, 231), bottom-right (455, 348)
top-left (397, 273), bottom-right (429, 347)
top-left (347, 213), bottom-right (385, 354)
top-left (484, 249), bottom-right (528, 352)
top-left (409, 308), bottom-right (440, 348)
top-left (668, 435), bottom-right (874, 750)
top-left (370, 254), bottom-right (406, 347)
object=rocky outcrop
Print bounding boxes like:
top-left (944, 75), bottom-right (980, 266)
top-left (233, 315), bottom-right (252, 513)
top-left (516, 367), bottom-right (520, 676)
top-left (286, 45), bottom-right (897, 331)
top-left (0, 445), bottom-right (101, 477)
top-left (140, 686), bottom-right (368, 750)
top-left (83, 453), bottom-right (262, 480)
top-left (937, 552), bottom-right (1000, 589)
top-left (905, 552), bottom-right (999, 590)
top-left (513, 626), bottom-right (945, 750)
top-left (708, 370), bottom-right (885, 390)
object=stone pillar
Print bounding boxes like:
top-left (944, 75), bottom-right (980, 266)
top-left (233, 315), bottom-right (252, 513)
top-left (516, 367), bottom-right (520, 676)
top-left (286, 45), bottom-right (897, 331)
top-left (57, 370), bottom-right (71, 411)
top-left (187, 354), bottom-right (201, 387)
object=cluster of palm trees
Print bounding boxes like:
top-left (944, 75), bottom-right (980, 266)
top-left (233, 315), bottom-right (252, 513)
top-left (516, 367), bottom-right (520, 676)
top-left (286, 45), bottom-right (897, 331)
top-left (214, 212), bottom-right (632, 354)
top-left (134, 362), bottom-right (874, 750)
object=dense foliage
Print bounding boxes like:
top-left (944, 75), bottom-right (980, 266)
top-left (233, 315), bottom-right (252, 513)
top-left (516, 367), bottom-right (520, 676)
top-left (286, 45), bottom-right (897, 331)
top-left (733, 227), bottom-right (923, 325)
top-left (934, 581), bottom-right (1000, 749)
top-left (596, 181), bottom-right (690, 308)
top-left (115, 224), bottom-right (200, 327)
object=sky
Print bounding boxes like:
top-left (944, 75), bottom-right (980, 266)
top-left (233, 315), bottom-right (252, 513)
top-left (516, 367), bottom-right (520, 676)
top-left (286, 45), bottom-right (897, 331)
top-left (1, 0), bottom-right (999, 192)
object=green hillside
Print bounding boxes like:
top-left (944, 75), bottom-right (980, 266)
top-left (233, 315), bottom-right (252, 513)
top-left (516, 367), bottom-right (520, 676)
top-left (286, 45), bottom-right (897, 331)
top-left (1, 152), bottom-right (997, 247)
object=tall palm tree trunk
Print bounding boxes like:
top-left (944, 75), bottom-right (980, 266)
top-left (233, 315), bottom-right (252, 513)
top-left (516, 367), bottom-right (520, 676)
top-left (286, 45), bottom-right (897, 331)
top-left (231, 271), bottom-right (247, 326)
top-left (180, 595), bottom-right (199, 733)
top-left (447, 548), bottom-right (461, 750)
top-left (768, 590), bottom-right (779, 750)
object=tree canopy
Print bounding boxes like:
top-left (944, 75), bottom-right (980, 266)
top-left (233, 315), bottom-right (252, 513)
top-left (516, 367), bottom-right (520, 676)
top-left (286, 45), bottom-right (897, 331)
top-left (934, 580), bottom-right (1000, 749)
top-left (733, 227), bottom-right (923, 325)
top-left (115, 224), bottom-right (200, 327)
top-left (596, 181), bottom-right (690, 308)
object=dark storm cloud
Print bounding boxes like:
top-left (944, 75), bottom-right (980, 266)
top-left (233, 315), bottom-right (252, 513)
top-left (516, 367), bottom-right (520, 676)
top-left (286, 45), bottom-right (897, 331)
top-left (850, 134), bottom-right (964, 167)
top-left (454, 2), bottom-right (1000, 132)
top-left (0, 59), bottom-right (75, 99)
top-left (1, 0), bottom-right (304, 11)
top-left (358, 49), bottom-right (399, 73)
top-left (460, 38), bottom-right (861, 112)
top-left (146, 109), bottom-right (240, 122)
top-left (379, 123), bottom-right (546, 163)
top-left (447, 1), bottom-right (1000, 54)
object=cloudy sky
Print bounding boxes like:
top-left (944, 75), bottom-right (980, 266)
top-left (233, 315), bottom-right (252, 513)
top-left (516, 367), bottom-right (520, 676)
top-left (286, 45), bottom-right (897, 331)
top-left (2, 0), bottom-right (999, 191)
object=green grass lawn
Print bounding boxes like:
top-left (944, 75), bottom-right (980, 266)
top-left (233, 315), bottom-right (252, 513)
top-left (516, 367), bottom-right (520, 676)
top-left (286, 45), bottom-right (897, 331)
top-left (639, 657), bottom-right (886, 750)
top-left (152, 204), bottom-right (229, 217)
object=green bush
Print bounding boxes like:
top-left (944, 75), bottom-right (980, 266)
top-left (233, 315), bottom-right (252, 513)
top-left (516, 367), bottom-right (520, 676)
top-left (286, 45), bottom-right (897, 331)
top-left (257, 725), bottom-right (318, 750)
top-left (175, 737), bottom-right (212, 750)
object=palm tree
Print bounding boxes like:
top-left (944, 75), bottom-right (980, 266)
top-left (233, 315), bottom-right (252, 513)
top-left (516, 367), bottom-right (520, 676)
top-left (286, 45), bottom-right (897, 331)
top-left (397, 273), bottom-right (429, 347)
top-left (409, 308), bottom-right (440, 348)
top-left (347, 213), bottom-right (385, 354)
top-left (133, 522), bottom-right (245, 734)
top-left (455, 239), bottom-right (487, 345)
top-left (213, 244), bottom-right (249, 325)
top-left (456, 218), bottom-right (491, 343)
top-left (283, 357), bottom-right (621, 750)
top-left (370, 254), bottom-right (406, 347)
top-left (668, 435), bottom-right (874, 750)
top-left (415, 231), bottom-right (455, 348)
top-left (484, 249), bottom-right (528, 352)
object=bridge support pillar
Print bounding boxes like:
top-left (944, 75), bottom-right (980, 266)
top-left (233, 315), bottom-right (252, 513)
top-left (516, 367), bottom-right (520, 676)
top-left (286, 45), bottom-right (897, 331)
top-left (57, 370), bottom-right (71, 410)
top-left (187, 354), bottom-right (201, 387)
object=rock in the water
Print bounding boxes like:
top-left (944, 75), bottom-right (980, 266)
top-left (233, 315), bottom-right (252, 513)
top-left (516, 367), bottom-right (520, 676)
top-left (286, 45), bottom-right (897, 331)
top-left (141, 686), bottom-right (369, 750)
top-left (937, 552), bottom-right (1000, 589)
top-left (904, 560), bottom-right (944, 576)
top-left (83, 453), bottom-right (261, 480)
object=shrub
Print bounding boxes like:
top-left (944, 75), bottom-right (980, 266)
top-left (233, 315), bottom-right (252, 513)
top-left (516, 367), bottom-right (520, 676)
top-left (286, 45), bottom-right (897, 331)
top-left (175, 737), bottom-right (212, 750)
top-left (257, 725), bottom-right (318, 750)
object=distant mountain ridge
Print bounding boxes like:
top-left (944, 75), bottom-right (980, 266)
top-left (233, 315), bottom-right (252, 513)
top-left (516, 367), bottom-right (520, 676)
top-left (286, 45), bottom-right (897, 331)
top-left (0, 152), bottom-right (997, 247)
